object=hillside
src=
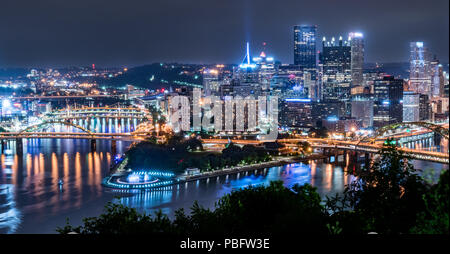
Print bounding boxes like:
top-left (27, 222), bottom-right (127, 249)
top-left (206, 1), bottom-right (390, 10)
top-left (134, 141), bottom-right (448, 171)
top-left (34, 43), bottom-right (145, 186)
top-left (98, 63), bottom-right (203, 90)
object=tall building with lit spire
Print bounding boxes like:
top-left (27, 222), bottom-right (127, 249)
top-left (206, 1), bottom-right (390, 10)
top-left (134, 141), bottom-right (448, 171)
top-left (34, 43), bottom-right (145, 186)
top-left (409, 41), bottom-right (432, 96)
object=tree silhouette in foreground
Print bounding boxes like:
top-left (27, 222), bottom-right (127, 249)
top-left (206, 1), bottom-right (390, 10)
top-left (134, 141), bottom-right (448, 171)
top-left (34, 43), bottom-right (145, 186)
top-left (58, 141), bottom-right (449, 234)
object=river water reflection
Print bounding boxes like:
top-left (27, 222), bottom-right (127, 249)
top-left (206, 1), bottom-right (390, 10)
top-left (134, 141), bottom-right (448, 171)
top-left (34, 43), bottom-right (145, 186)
top-left (0, 138), bottom-right (447, 234)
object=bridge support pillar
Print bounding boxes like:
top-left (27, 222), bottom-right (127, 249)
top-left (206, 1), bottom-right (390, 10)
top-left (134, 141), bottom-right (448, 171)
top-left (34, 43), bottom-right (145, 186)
top-left (90, 139), bottom-right (96, 151)
top-left (111, 140), bottom-right (117, 155)
top-left (364, 152), bottom-right (370, 167)
top-left (433, 132), bottom-right (442, 147)
top-left (348, 151), bottom-right (356, 165)
top-left (0, 139), bottom-right (5, 153)
top-left (16, 138), bottom-right (23, 155)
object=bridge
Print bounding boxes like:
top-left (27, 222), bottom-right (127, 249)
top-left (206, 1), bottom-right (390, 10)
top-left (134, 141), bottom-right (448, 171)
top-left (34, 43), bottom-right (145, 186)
top-left (202, 122), bottom-right (449, 164)
top-left (11, 95), bottom-right (121, 100)
top-left (0, 106), bottom-right (156, 154)
top-left (47, 106), bottom-right (150, 120)
top-left (0, 119), bottom-right (448, 163)
top-left (202, 138), bottom-right (448, 164)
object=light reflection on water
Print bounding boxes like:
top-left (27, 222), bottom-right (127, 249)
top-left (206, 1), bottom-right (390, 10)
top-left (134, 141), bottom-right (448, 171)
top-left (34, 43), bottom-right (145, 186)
top-left (0, 135), bottom-right (448, 233)
top-left (0, 138), bottom-right (131, 234)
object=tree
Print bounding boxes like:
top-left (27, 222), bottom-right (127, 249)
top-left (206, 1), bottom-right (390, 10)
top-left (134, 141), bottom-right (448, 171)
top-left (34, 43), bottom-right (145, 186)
top-left (297, 141), bottom-right (312, 155)
top-left (184, 138), bottom-right (203, 152)
top-left (410, 169), bottom-right (449, 234)
top-left (242, 145), bottom-right (257, 163)
top-left (333, 139), bottom-right (429, 234)
top-left (310, 127), bottom-right (328, 138)
top-left (222, 142), bottom-right (243, 165)
top-left (145, 136), bottom-right (158, 144)
top-left (56, 201), bottom-right (174, 234)
top-left (57, 181), bottom-right (329, 235)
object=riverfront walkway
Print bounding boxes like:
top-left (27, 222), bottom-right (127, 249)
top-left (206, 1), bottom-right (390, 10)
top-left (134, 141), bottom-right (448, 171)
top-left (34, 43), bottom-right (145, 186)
top-left (102, 154), bottom-right (329, 190)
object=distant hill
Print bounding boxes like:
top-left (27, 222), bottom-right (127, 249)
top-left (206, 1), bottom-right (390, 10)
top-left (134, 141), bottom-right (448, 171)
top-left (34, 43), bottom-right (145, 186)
top-left (98, 63), bottom-right (203, 90)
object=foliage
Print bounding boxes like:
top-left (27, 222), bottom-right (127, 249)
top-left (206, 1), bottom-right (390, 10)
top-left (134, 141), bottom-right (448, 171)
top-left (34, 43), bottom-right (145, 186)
top-left (309, 127), bottom-right (328, 138)
top-left (410, 169), bottom-right (449, 234)
top-left (327, 139), bottom-right (431, 234)
top-left (297, 141), bottom-right (312, 155)
top-left (99, 63), bottom-right (202, 89)
top-left (127, 136), bottom-right (271, 173)
top-left (58, 181), bottom-right (329, 235)
top-left (56, 201), bottom-right (174, 234)
top-left (61, 138), bottom-right (448, 235)
top-left (126, 136), bottom-right (203, 172)
top-left (147, 105), bottom-right (166, 126)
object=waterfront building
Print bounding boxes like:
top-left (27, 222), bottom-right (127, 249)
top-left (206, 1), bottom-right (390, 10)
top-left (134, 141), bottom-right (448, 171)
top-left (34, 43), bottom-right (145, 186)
top-left (279, 98), bottom-right (313, 128)
top-left (321, 116), bottom-right (359, 133)
top-left (351, 94), bottom-right (374, 128)
top-left (311, 101), bottom-right (342, 127)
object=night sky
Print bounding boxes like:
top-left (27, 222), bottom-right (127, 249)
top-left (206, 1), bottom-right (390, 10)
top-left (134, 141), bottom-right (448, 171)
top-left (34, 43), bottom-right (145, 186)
top-left (0, 0), bottom-right (448, 68)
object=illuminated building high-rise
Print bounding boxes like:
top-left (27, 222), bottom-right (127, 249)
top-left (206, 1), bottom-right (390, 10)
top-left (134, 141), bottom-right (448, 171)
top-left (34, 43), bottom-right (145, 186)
top-left (373, 76), bottom-right (403, 128)
top-left (403, 91), bottom-right (420, 122)
top-left (294, 25), bottom-right (317, 70)
top-left (349, 32), bottom-right (364, 87)
top-left (203, 69), bottom-right (220, 96)
top-left (279, 98), bottom-right (313, 128)
top-left (409, 42), bottom-right (432, 96)
top-left (319, 35), bottom-right (352, 116)
top-left (419, 94), bottom-right (432, 121)
top-left (429, 57), bottom-right (445, 98)
top-left (351, 94), bottom-right (374, 128)
top-left (320, 36), bottom-right (352, 101)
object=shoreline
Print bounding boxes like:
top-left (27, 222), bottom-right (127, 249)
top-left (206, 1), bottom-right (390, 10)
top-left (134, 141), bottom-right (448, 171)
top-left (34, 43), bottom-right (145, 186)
top-left (179, 154), bottom-right (328, 183)
top-left (102, 153), bottom-right (329, 190)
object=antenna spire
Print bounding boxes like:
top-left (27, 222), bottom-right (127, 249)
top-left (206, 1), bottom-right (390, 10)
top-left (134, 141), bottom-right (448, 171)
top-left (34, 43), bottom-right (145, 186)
top-left (246, 42), bottom-right (250, 65)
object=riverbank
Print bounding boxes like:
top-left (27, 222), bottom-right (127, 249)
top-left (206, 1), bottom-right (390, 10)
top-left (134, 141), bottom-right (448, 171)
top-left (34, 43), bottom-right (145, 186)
top-left (102, 153), bottom-right (329, 190)
top-left (179, 154), bottom-right (329, 183)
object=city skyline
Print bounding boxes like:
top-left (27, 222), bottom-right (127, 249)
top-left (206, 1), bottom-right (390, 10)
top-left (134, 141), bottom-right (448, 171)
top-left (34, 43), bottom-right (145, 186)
top-left (0, 0), bottom-right (448, 238)
top-left (0, 0), bottom-right (448, 68)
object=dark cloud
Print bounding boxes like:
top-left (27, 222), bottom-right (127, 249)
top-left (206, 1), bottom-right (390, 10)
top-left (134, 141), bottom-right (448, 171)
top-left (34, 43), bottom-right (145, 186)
top-left (0, 0), bottom-right (448, 67)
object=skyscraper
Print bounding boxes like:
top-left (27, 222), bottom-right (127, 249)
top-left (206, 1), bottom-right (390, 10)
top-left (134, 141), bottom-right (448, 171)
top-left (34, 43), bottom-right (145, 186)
top-left (294, 25), bottom-right (317, 70)
top-left (430, 57), bottom-right (445, 98)
top-left (319, 36), bottom-right (352, 117)
top-left (320, 36), bottom-right (352, 102)
top-left (373, 76), bottom-right (403, 128)
top-left (409, 42), bottom-right (432, 96)
top-left (349, 32), bottom-right (364, 87)
top-left (419, 94), bottom-right (432, 121)
top-left (403, 91), bottom-right (420, 122)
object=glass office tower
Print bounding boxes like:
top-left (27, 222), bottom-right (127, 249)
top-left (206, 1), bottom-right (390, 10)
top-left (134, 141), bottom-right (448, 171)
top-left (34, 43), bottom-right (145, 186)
top-left (294, 25), bottom-right (317, 70)
top-left (349, 32), bottom-right (364, 87)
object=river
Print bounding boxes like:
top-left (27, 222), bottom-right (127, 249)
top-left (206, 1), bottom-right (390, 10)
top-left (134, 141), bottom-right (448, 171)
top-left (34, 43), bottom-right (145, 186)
top-left (0, 121), bottom-right (448, 233)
